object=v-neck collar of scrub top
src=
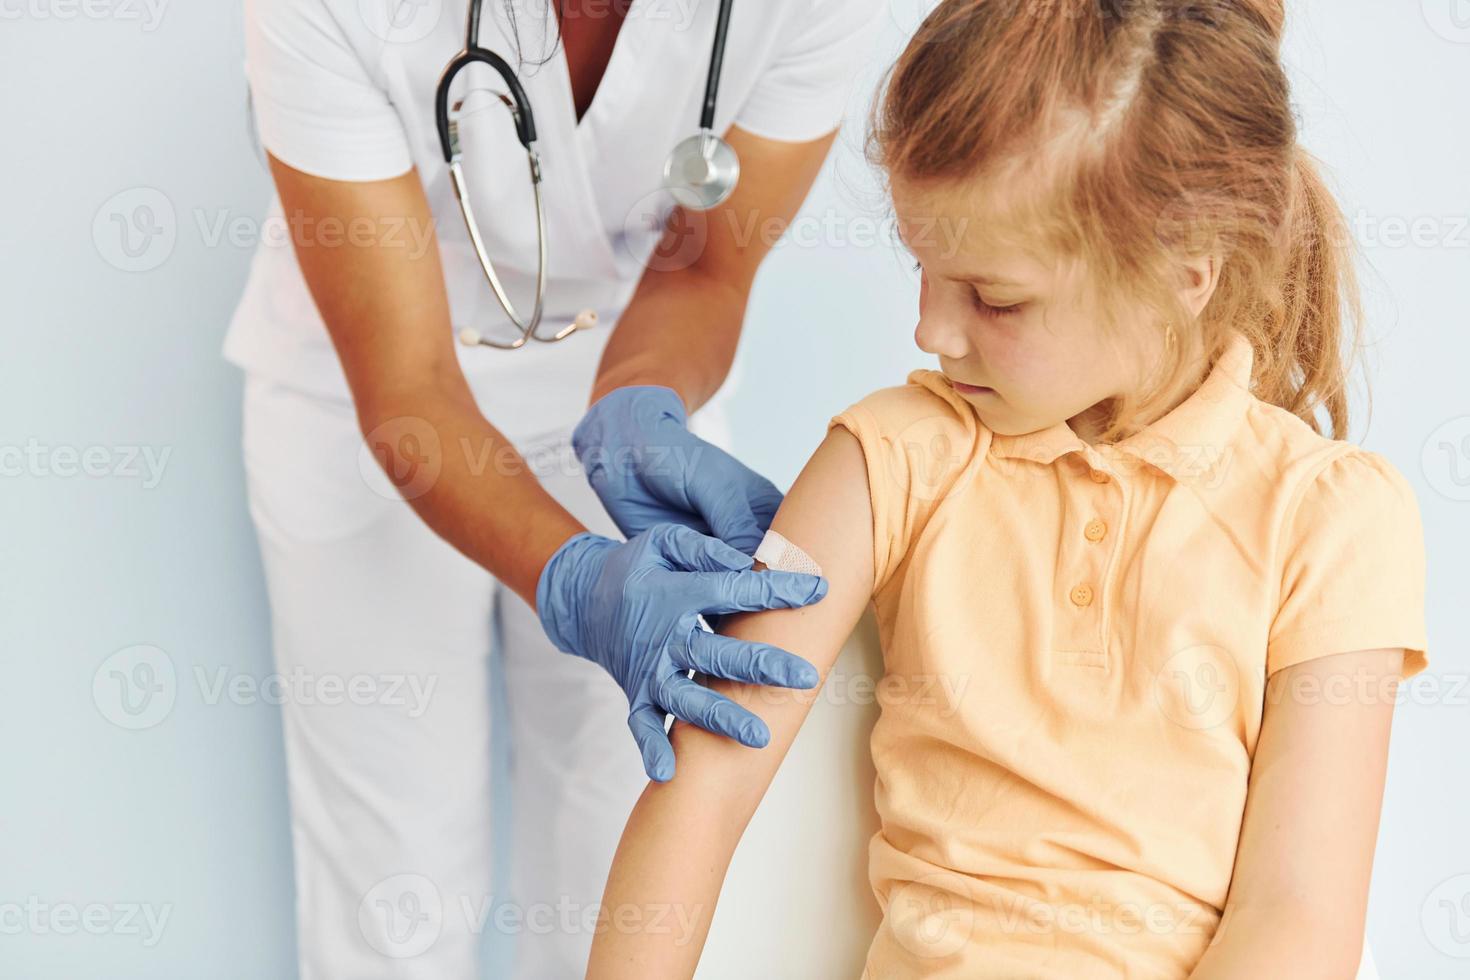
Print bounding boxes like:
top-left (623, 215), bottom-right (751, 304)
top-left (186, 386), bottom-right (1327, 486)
top-left (559, 4), bottom-right (648, 134)
top-left (480, 3), bottom-right (643, 284)
top-left (386, 0), bottom-right (729, 289)
top-left (486, 0), bottom-right (716, 283)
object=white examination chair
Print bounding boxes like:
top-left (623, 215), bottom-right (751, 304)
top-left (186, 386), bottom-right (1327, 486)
top-left (698, 611), bottom-right (885, 979)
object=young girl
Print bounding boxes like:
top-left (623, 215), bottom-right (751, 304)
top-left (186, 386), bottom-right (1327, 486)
top-left (587, 1), bottom-right (1428, 976)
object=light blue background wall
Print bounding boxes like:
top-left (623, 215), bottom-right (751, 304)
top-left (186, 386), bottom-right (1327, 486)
top-left (2, 2), bottom-right (1467, 977)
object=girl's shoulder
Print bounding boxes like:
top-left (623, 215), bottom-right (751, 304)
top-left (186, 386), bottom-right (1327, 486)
top-left (831, 368), bottom-right (982, 440)
top-left (826, 370), bottom-right (988, 593)
top-left (1240, 396), bottom-right (1419, 515)
top-left (827, 368), bottom-right (987, 490)
top-left (829, 371), bottom-right (987, 470)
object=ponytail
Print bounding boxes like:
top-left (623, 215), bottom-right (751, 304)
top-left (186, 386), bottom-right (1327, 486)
top-left (1255, 147), bottom-right (1363, 439)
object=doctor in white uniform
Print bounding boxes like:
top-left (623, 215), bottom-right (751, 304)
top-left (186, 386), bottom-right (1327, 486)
top-left (229, 0), bottom-right (885, 976)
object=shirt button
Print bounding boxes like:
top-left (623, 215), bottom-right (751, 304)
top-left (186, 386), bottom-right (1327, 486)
top-left (1089, 469), bottom-right (1111, 484)
top-left (1070, 584), bottom-right (1094, 607)
top-left (1084, 519), bottom-right (1107, 542)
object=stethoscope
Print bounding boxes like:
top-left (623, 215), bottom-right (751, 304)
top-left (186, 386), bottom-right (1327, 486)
top-left (437, 0), bottom-right (739, 351)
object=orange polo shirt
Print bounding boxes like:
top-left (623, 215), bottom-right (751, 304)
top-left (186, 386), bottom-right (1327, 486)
top-left (829, 329), bottom-right (1428, 979)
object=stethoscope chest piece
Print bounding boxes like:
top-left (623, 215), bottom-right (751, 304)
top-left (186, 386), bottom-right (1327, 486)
top-left (662, 130), bottom-right (740, 211)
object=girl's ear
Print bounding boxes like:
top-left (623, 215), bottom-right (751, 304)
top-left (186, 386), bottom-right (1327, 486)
top-left (1178, 253), bottom-right (1223, 318)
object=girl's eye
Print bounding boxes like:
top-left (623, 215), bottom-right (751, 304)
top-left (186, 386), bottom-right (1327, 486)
top-left (972, 289), bottom-right (1022, 317)
top-left (910, 259), bottom-right (1022, 316)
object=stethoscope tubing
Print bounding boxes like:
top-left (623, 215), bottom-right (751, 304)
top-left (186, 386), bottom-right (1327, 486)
top-left (438, 0), bottom-right (738, 350)
top-left (701, 0), bottom-right (734, 131)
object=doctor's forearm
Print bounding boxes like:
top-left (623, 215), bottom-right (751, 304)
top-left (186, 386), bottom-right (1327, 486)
top-left (265, 158), bottom-right (585, 610)
top-left (354, 374), bottom-right (585, 611)
top-left (590, 267), bottom-right (749, 412)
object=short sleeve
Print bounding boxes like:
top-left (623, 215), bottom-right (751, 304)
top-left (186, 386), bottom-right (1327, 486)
top-left (1268, 449), bottom-right (1429, 678)
top-left (244, 0), bottom-right (413, 181)
top-left (828, 373), bottom-right (979, 593)
top-left (732, 0), bottom-right (887, 142)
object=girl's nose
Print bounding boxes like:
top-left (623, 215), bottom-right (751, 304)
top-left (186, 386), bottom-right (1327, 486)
top-left (912, 268), bottom-right (971, 359)
top-left (914, 308), bottom-right (972, 360)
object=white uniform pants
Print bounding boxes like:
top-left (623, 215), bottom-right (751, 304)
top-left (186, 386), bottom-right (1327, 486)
top-left (241, 374), bottom-right (658, 980)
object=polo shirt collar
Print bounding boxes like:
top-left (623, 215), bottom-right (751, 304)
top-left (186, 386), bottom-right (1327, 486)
top-left (987, 329), bottom-right (1255, 485)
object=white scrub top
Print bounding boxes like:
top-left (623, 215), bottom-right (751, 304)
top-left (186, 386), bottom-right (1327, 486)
top-left (227, 0), bottom-right (886, 444)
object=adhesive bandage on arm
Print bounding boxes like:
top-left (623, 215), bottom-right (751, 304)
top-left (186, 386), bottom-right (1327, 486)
top-left (676, 530), bottom-right (823, 730)
top-left (754, 529), bottom-right (823, 577)
top-left (692, 530), bottom-right (821, 634)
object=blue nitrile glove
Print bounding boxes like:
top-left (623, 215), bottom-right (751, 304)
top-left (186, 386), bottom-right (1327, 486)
top-left (573, 385), bottom-right (783, 556)
top-left (536, 523), bottom-right (828, 782)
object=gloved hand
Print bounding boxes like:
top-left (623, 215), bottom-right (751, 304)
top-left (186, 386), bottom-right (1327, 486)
top-left (573, 385), bottom-right (782, 556)
top-left (536, 523), bottom-right (828, 782)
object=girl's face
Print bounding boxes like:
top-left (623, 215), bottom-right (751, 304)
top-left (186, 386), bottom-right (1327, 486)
top-left (893, 174), bottom-right (1210, 442)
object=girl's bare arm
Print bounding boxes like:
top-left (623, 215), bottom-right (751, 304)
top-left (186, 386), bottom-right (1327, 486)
top-left (586, 426), bottom-right (877, 979)
top-left (1189, 646), bottom-right (1406, 979)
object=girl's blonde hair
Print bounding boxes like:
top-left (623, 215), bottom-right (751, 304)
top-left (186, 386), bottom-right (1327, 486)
top-left (868, 0), bottom-right (1363, 441)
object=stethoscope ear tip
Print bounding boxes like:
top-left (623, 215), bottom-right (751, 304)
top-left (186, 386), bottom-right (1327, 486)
top-left (457, 311), bottom-right (596, 349)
